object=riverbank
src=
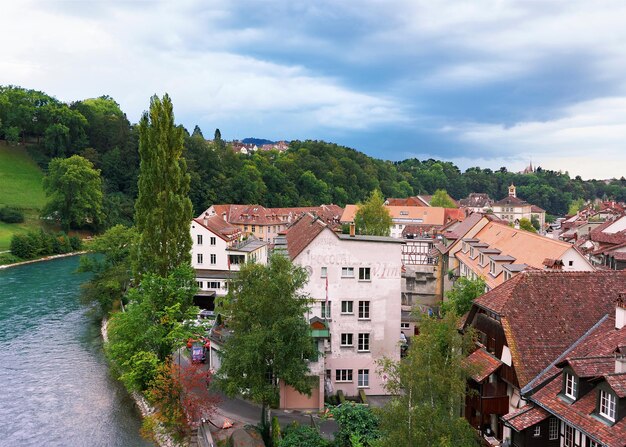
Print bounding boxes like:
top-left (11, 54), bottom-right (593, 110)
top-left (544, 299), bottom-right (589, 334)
top-left (0, 250), bottom-right (87, 269)
top-left (101, 317), bottom-right (186, 447)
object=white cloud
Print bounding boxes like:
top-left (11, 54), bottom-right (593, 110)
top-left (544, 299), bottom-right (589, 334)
top-left (446, 96), bottom-right (626, 179)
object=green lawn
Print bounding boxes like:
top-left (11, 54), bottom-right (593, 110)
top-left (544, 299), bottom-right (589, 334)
top-left (0, 142), bottom-right (46, 250)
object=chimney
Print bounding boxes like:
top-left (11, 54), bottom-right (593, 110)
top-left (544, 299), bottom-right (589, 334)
top-left (203, 212), bottom-right (209, 227)
top-left (616, 292), bottom-right (626, 330)
top-left (349, 223), bottom-right (356, 237)
top-left (221, 212), bottom-right (227, 222)
top-left (616, 348), bottom-right (626, 374)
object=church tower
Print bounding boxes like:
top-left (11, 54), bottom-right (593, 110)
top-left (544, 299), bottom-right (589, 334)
top-left (508, 184), bottom-right (517, 198)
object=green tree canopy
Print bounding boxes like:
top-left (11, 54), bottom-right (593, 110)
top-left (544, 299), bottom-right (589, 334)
top-left (354, 189), bottom-right (392, 236)
top-left (215, 254), bottom-right (317, 421)
top-left (441, 276), bottom-right (486, 316)
top-left (43, 155), bottom-right (104, 231)
top-left (430, 189), bottom-right (457, 208)
top-left (377, 314), bottom-right (478, 447)
top-left (518, 217), bottom-right (537, 233)
top-left (133, 94), bottom-right (193, 277)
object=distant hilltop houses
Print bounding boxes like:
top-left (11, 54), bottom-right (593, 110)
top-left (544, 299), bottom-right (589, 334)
top-left (230, 140), bottom-right (290, 154)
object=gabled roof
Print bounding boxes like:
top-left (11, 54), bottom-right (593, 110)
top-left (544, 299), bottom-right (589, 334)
top-left (193, 215), bottom-right (241, 241)
top-left (493, 195), bottom-right (530, 207)
top-left (502, 405), bottom-right (550, 432)
top-left (202, 204), bottom-right (344, 228)
top-left (470, 270), bottom-right (626, 387)
top-left (462, 348), bottom-right (503, 382)
top-left (459, 193), bottom-right (492, 208)
top-left (531, 205), bottom-right (546, 213)
top-left (386, 196), bottom-right (431, 207)
top-left (284, 213), bottom-right (327, 260)
top-left (589, 216), bottom-right (626, 245)
top-left (441, 212), bottom-right (485, 240)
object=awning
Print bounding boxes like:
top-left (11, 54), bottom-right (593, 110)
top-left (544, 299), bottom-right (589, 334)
top-left (502, 405), bottom-right (550, 432)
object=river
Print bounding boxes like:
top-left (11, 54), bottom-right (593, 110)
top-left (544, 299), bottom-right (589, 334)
top-left (0, 256), bottom-right (153, 447)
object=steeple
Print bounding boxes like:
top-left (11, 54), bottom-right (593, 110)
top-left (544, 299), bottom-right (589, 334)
top-left (508, 184), bottom-right (516, 198)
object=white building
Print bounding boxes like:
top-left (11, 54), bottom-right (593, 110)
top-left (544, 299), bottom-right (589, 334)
top-left (190, 214), bottom-right (268, 310)
top-left (278, 214), bottom-right (404, 408)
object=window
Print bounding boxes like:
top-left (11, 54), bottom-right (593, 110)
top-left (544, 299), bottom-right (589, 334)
top-left (564, 424), bottom-right (574, 447)
top-left (342, 267), bottom-right (355, 278)
top-left (533, 426), bottom-right (540, 437)
top-left (336, 369), bottom-right (352, 382)
top-left (401, 323), bottom-right (410, 330)
top-left (470, 247), bottom-right (475, 258)
top-left (358, 267), bottom-right (371, 281)
top-left (568, 260), bottom-right (573, 266)
top-left (340, 333), bottom-right (353, 347)
top-left (589, 441), bottom-right (601, 447)
top-left (197, 234), bottom-right (203, 244)
top-left (196, 281), bottom-right (203, 289)
top-left (197, 253), bottom-right (203, 264)
top-left (321, 267), bottom-right (327, 278)
top-left (358, 301), bottom-right (370, 319)
top-left (599, 389), bottom-right (616, 421)
top-left (325, 369), bottom-right (331, 380)
top-left (259, 226), bottom-right (263, 233)
top-left (358, 333), bottom-right (370, 352)
top-left (549, 418), bottom-right (558, 440)
top-left (210, 254), bottom-right (216, 264)
top-left (479, 254), bottom-right (484, 265)
top-left (341, 301), bottom-right (353, 314)
top-left (244, 225), bottom-right (248, 231)
top-left (504, 271), bottom-right (511, 281)
top-left (358, 369), bottom-right (369, 388)
top-left (210, 237), bottom-right (216, 245)
top-left (251, 225), bottom-right (256, 232)
top-left (208, 281), bottom-right (220, 289)
top-left (321, 301), bottom-right (331, 319)
top-left (565, 373), bottom-right (577, 399)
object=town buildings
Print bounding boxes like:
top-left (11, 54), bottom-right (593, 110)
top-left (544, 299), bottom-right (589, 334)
top-left (200, 204), bottom-right (343, 244)
top-left (491, 184), bottom-right (546, 230)
top-left (446, 218), bottom-right (594, 291)
top-left (502, 294), bottom-right (626, 447)
top-left (459, 193), bottom-right (494, 214)
top-left (276, 213), bottom-right (404, 409)
top-left (462, 270), bottom-right (626, 444)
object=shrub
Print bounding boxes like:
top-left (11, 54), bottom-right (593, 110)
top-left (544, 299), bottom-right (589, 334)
top-left (10, 229), bottom-right (78, 259)
top-left (0, 206), bottom-right (25, 223)
top-left (279, 424), bottom-right (328, 447)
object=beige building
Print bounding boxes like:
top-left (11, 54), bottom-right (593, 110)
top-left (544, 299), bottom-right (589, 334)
top-left (492, 184), bottom-right (546, 230)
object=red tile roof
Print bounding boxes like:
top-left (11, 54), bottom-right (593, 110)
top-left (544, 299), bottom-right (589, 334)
top-left (462, 348), bottom-right (503, 382)
top-left (502, 405), bottom-right (550, 431)
top-left (492, 195), bottom-right (529, 207)
top-left (469, 270), bottom-right (626, 388)
top-left (284, 213), bottom-right (328, 260)
top-left (193, 215), bottom-right (241, 241)
top-left (203, 204), bottom-right (344, 228)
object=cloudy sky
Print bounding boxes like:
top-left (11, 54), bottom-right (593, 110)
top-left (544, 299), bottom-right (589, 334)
top-left (2, 0), bottom-right (625, 179)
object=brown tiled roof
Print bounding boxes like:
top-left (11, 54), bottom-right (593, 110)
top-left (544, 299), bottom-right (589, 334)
top-left (442, 212), bottom-right (485, 240)
top-left (193, 216), bottom-right (241, 241)
top-left (341, 205), bottom-right (446, 225)
top-left (459, 193), bottom-right (492, 208)
top-left (401, 224), bottom-right (439, 238)
top-left (531, 205), bottom-right (546, 213)
top-left (462, 348), bottom-right (503, 382)
top-left (502, 405), bottom-right (550, 431)
top-left (605, 373), bottom-right (626, 398)
top-left (568, 357), bottom-right (615, 378)
top-left (470, 270), bottom-right (626, 388)
top-left (493, 195), bottom-right (530, 207)
top-left (386, 196), bottom-right (430, 207)
top-left (589, 216), bottom-right (626, 245)
top-left (203, 204), bottom-right (344, 228)
top-left (284, 213), bottom-right (328, 260)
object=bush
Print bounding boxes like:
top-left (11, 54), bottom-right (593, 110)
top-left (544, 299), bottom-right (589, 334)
top-left (279, 424), bottom-right (329, 447)
top-left (10, 229), bottom-right (78, 259)
top-left (332, 403), bottom-right (381, 447)
top-left (0, 206), bottom-right (25, 223)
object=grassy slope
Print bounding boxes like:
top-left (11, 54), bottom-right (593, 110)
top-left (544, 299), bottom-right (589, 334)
top-left (0, 142), bottom-right (46, 250)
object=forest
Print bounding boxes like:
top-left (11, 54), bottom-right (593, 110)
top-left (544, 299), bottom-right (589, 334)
top-left (1, 85), bottom-right (625, 230)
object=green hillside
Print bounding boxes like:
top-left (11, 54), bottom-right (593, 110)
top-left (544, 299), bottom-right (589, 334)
top-left (0, 142), bottom-right (46, 250)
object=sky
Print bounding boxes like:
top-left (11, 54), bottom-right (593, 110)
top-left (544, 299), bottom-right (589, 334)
top-left (1, 0), bottom-right (625, 180)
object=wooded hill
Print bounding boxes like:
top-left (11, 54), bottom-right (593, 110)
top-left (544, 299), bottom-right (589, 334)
top-left (1, 85), bottom-right (625, 230)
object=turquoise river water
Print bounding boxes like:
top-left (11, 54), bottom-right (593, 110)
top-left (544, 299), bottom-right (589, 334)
top-left (0, 256), bottom-right (153, 446)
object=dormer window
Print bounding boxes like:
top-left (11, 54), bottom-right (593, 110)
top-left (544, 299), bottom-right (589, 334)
top-left (479, 254), bottom-right (484, 265)
top-left (470, 247), bottom-right (474, 258)
top-left (462, 242), bottom-right (467, 253)
top-left (599, 389), bottom-right (616, 422)
top-left (565, 372), bottom-right (577, 399)
top-left (490, 261), bottom-right (496, 275)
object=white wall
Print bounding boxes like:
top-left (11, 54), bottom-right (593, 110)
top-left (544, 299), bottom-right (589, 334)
top-left (190, 222), bottom-right (230, 271)
top-left (561, 248), bottom-right (594, 271)
top-left (294, 229), bottom-right (402, 397)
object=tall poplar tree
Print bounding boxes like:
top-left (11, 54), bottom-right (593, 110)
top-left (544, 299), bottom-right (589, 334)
top-left (133, 94), bottom-right (192, 278)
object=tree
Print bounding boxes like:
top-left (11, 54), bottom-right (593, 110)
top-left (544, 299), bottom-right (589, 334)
top-left (333, 403), bottom-right (381, 447)
top-left (133, 94), bottom-right (193, 278)
top-left (441, 276), bottom-right (486, 316)
top-left (518, 217), bottom-right (537, 233)
top-left (354, 189), bottom-right (392, 236)
top-left (215, 254), bottom-right (317, 429)
top-left (430, 189), bottom-right (457, 208)
top-left (568, 197), bottom-right (585, 215)
top-left (377, 314), bottom-right (478, 447)
top-left (43, 155), bottom-right (104, 231)
top-left (530, 214), bottom-right (541, 231)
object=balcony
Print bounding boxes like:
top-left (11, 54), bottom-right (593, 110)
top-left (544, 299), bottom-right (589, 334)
top-left (465, 381), bottom-right (509, 430)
